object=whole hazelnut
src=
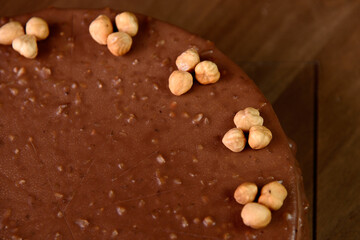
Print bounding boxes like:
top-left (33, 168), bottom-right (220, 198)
top-left (234, 107), bottom-right (264, 131)
top-left (241, 202), bottom-right (272, 229)
top-left (195, 60), bottom-right (220, 84)
top-left (12, 34), bottom-right (38, 59)
top-left (0, 21), bottom-right (24, 45)
top-left (26, 17), bottom-right (49, 40)
top-left (234, 182), bottom-right (258, 205)
top-left (176, 48), bottom-right (200, 72)
top-left (115, 12), bottom-right (139, 37)
top-left (107, 32), bottom-right (132, 56)
top-left (222, 128), bottom-right (246, 152)
top-left (89, 15), bottom-right (113, 45)
top-left (258, 181), bottom-right (288, 210)
top-left (248, 125), bottom-right (272, 149)
top-left (168, 70), bottom-right (193, 96)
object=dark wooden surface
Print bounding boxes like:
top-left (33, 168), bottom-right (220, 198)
top-left (2, 1), bottom-right (360, 239)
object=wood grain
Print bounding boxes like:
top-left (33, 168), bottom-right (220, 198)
top-left (2, 0), bottom-right (360, 239)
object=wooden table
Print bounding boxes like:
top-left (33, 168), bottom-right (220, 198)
top-left (2, 1), bottom-right (360, 239)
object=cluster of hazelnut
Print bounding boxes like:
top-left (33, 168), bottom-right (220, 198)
top-left (0, 17), bottom-right (49, 59)
top-left (169, 48), bottom-right (220, 96)
top-left (89, 12), bottom-right (138, 56)
top-left (234, 181), bottom-right (288, 229)
top-left (222, 107), bottom-right (272, 152)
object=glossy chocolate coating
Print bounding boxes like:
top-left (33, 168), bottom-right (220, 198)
top-left (0, 8), bottom-right (308, 240)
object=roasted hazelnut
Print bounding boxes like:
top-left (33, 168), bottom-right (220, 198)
top-left (0, 21), bottom-right (24, 45)
top-left (234, 107), bottom-right (263, 131)
top-left (107, 32), bottom-right (132, 56)
top-left (222, 128), bottom-right (246, 152)
top-left (168, 70), bottom-right (193, 96)
top-left (115, 12), bottom-right (139, 37)
top-left (89, 15), bottom-right (113, 45)
top-left (258, 181), bottom-right (288, 210)
top-left (248, 125), bottom-right (272, 149)
top-left (234, 182), bottom-right (258, 205)
top-left (241, 202), bottom-right (272, 229)
top-left (195, 60), bottom-right (220, 84)
top-left (12, 34), bottom-right (38, 59)
top-left (176, 48), bottom-right (200, 72)
top-left (26, 17), bottom-right (49, 40)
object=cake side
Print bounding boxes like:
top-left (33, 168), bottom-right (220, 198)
top-left (0, 8), bottom-right (308, 240)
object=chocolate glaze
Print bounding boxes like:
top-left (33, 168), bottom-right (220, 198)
top-left (0, 8), bottom-right (309, 240)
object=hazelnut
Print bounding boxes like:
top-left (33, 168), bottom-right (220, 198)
top-left (89, 15), bottom-right (113, 45)
top-left (25, 17), bottom-right (49, 40)
top-left (107, 32), bottom-right (132, 56)
top-left (258, 181), bottom-right (287, 210)
top-left (234, 107), bottom-right (264, 131)
top-left (115, 12), bottom-right (139, 37)
top-left (241, 202), bottom-right (271, 229)
top-left (234, 182), bottom-right (258, 205)
top-left (176, 48), bottom-right (200, 72)
top-left (0, 21), bottom-right (24, 45)
top-left (168, 70), bottom-right (193, 96)
top-left (222, 128), bottom-right (246, 152)
top-left (195, 61), bottom-right (220, 84)
top-left (248, 125), bottom-right (272, 149)
top-left (12, 34), bottom-right (38, 59)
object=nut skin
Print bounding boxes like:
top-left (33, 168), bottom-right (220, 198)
top-left (176, 48), bottom-right (200, 72)
top-left (241, 202), bottom-right (272, 229)
top-left (222, 128), bottom-right (246, 152)
top-left (234, 107), bottom-right (264, 131)
top-left (26, 17), bottom-right (49, 40)
top-left (248, 125), bottom-right (272, 150)
top-left (234, 182), bottom-right (258, 205)
top-left (195, 60), bottom-right (220, 84)
top-left (168, 70), bottom-right (193, 96)
top-left (258, 181), bottom-right (288, 210)
top-left (115, 12), bottom-right (138, 37)
top-left (0, 21), bottom-right (25, 45)
top-left (89, 15), bottom-right (113, 45)
top-left (107, 32), bottom-right (132, 56)
top-left (12, 34), bottom-right (38, 59)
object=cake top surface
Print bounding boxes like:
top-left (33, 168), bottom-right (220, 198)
top-left (0, 8), bottom-right (307, 240)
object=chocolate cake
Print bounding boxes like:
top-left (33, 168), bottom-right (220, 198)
top-left (0, 8), bottom-right (309, 240)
